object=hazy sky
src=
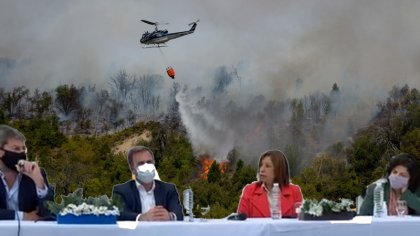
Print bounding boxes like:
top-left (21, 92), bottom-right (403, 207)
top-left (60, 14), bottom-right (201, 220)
top-left (2, 0), bottom-right (420, 159)
top-left (2, 0), bottom-right (419, 93)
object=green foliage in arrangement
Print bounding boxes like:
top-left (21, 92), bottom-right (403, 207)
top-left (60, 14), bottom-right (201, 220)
top-left (46, 188), bottom-right (121, 216)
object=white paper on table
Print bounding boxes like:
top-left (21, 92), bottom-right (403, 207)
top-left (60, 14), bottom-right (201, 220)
top-left (330, 216), bottom-right (372, 224)
top-left (117, 221), bottom-right (139, 229)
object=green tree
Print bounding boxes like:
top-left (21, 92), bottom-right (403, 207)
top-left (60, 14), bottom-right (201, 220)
top-left (28, 89), bottom-right (53, 117)
top-left (290, 99), bottom-right (304, 127)
top-left (235, 159), bottom-right (244, 172)
top-left (12, 115), bottom-right (65, 159)
top-left (188, 180), bottom-right (233, 218)
top-left (50, 136), bottom-right (97, 195)
top-left (47, 136), bottom-right (130, 198)
top-left (1, 86), bottom-right (29, 118)
top-left (232, 163), bottom-right (256, 193)
top-left (331, 83), bottom-right (339, 92)
top-left (207, 161), bottom-right (222, 183)
top-left (54, 84), bottom-right (82, 117)
top-left (109, 70), bottom-right (136, 103)
top-left (347, 134), bottom-right (386, 187)
top-left (294, 154), bottom-right (362, 201)
top-left (0, 109), bottom-right (6, 124)
top-left (401, 128), bottom-right (420, 165)
top-left (226, 148), bottom-right (239, 172)
top-left (284, 143), bottom-right (303, 177)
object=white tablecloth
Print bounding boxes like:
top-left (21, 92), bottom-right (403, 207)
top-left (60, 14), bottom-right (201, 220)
top-left (2, 216), bottom-right (420, 236)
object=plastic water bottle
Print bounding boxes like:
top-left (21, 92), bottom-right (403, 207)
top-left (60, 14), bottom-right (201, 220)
top-left (270, 183), bottom-right (281, 219)
top-left (183, 188), bottom-right (194, 221)
top-left (382, 201), bottom-right (388, 216)
top-left (373, 181), bottom-right (384, 217)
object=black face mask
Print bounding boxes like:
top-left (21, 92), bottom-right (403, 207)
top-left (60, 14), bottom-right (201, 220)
top-left (0, 148), bottom-right (27, 172)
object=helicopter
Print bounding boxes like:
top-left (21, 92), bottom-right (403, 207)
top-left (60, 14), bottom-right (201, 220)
top-left (140, 19), bottom-right (199, 48)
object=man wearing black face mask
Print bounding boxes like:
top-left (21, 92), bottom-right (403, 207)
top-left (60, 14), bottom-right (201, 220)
top-left (0, 125), bottom-right (54, 220)
top-left (112, 146), bottom-right (184, 221)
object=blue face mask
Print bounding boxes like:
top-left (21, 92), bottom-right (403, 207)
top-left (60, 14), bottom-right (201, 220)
top-left (1, 148), bottom-right (27, 172)
top-left (136, 163), bottom-right (156, 184)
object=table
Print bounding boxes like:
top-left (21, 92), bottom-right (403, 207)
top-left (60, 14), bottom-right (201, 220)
top-left (2, 216), bottom-right (420, 236)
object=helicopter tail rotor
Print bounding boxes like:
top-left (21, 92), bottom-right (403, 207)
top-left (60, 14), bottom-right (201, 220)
top-left (188, 19), bottom-right (199, 32)
top-left (188, 19), bottom-right (200, 26)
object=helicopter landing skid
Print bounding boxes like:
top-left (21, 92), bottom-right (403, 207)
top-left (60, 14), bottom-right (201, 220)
top-left (142, 45), bottom-right (168, 49)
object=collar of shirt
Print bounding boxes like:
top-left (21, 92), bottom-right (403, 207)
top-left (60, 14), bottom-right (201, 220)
top-left (136, 180), bottom-right (156, 193)
top-left (262, 182), bottom-right (278, 207)
top-left (261, 182), bottom-right (269, 193)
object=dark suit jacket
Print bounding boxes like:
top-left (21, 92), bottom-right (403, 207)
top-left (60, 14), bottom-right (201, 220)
top-left (112, 179), bottom-right (184, 221)
top-left (0, 169), bottom-right (54, 220)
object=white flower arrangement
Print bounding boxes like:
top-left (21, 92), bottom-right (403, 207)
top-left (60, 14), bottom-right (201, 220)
top-left (297, 198), bottom-right (354, 217)
top-left (61, 202), bottom-right (119, 216)
top-left (47, 188), bottom-right (120, 217)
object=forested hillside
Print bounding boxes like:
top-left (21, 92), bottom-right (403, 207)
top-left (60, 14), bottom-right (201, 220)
top-left (1, 77), bottom-right (419, 217)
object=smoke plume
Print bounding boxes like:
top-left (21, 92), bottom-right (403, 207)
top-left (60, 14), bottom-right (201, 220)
top-left (1, 0), bottom-right (420, 165)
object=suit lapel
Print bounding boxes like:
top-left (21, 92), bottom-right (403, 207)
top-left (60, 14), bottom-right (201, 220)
top-left (18, 175), bottom-right (32, 211)
top-left (130, 180), bottom-right (142, 212)
top-left (280, 186), bottom-right (293, 214)
top-left (252, 186), bottom-right (270, 216)
top-left (251, 184), bottom-right (294, 216)
top-left (18, 177), bottom-right (24, 210)
top-left (154, 181), bottom-right (164, 206)
top-left (0, 178), bottom-right (7, 209)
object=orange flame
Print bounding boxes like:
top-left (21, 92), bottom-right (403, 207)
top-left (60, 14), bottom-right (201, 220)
top-left (199, 154), bottom-right (228, 179)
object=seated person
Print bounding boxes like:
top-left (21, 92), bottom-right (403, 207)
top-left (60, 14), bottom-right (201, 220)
top-left (0, 124), bottom-right (54, 220)
top-left (237, 149), bottom-right (303, 218)
top-left (359, 153), bottom-right (420, 215)
top-left (112, 146), bottom-right (183, 221)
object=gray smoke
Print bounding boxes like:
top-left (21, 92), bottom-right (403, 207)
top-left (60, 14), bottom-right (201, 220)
top-left (1, 0), bottom-right (420, 163)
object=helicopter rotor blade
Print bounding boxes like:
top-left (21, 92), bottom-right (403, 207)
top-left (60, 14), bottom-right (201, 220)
top-left (141, 19), bottom-right (158, 25)
top-left (141, 20), bottom-right (169, 26)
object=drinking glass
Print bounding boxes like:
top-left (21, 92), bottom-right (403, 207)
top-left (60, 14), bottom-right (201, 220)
top-left (199, 205), bottom-right (210, 222)
top-left (294, 202), bottom-right (302, 218)
top-left (396, 200), bottom-right (407, 217)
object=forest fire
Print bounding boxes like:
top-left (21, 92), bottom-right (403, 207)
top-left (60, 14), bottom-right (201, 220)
top-left (199, 154), bottom-right (228, 180)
